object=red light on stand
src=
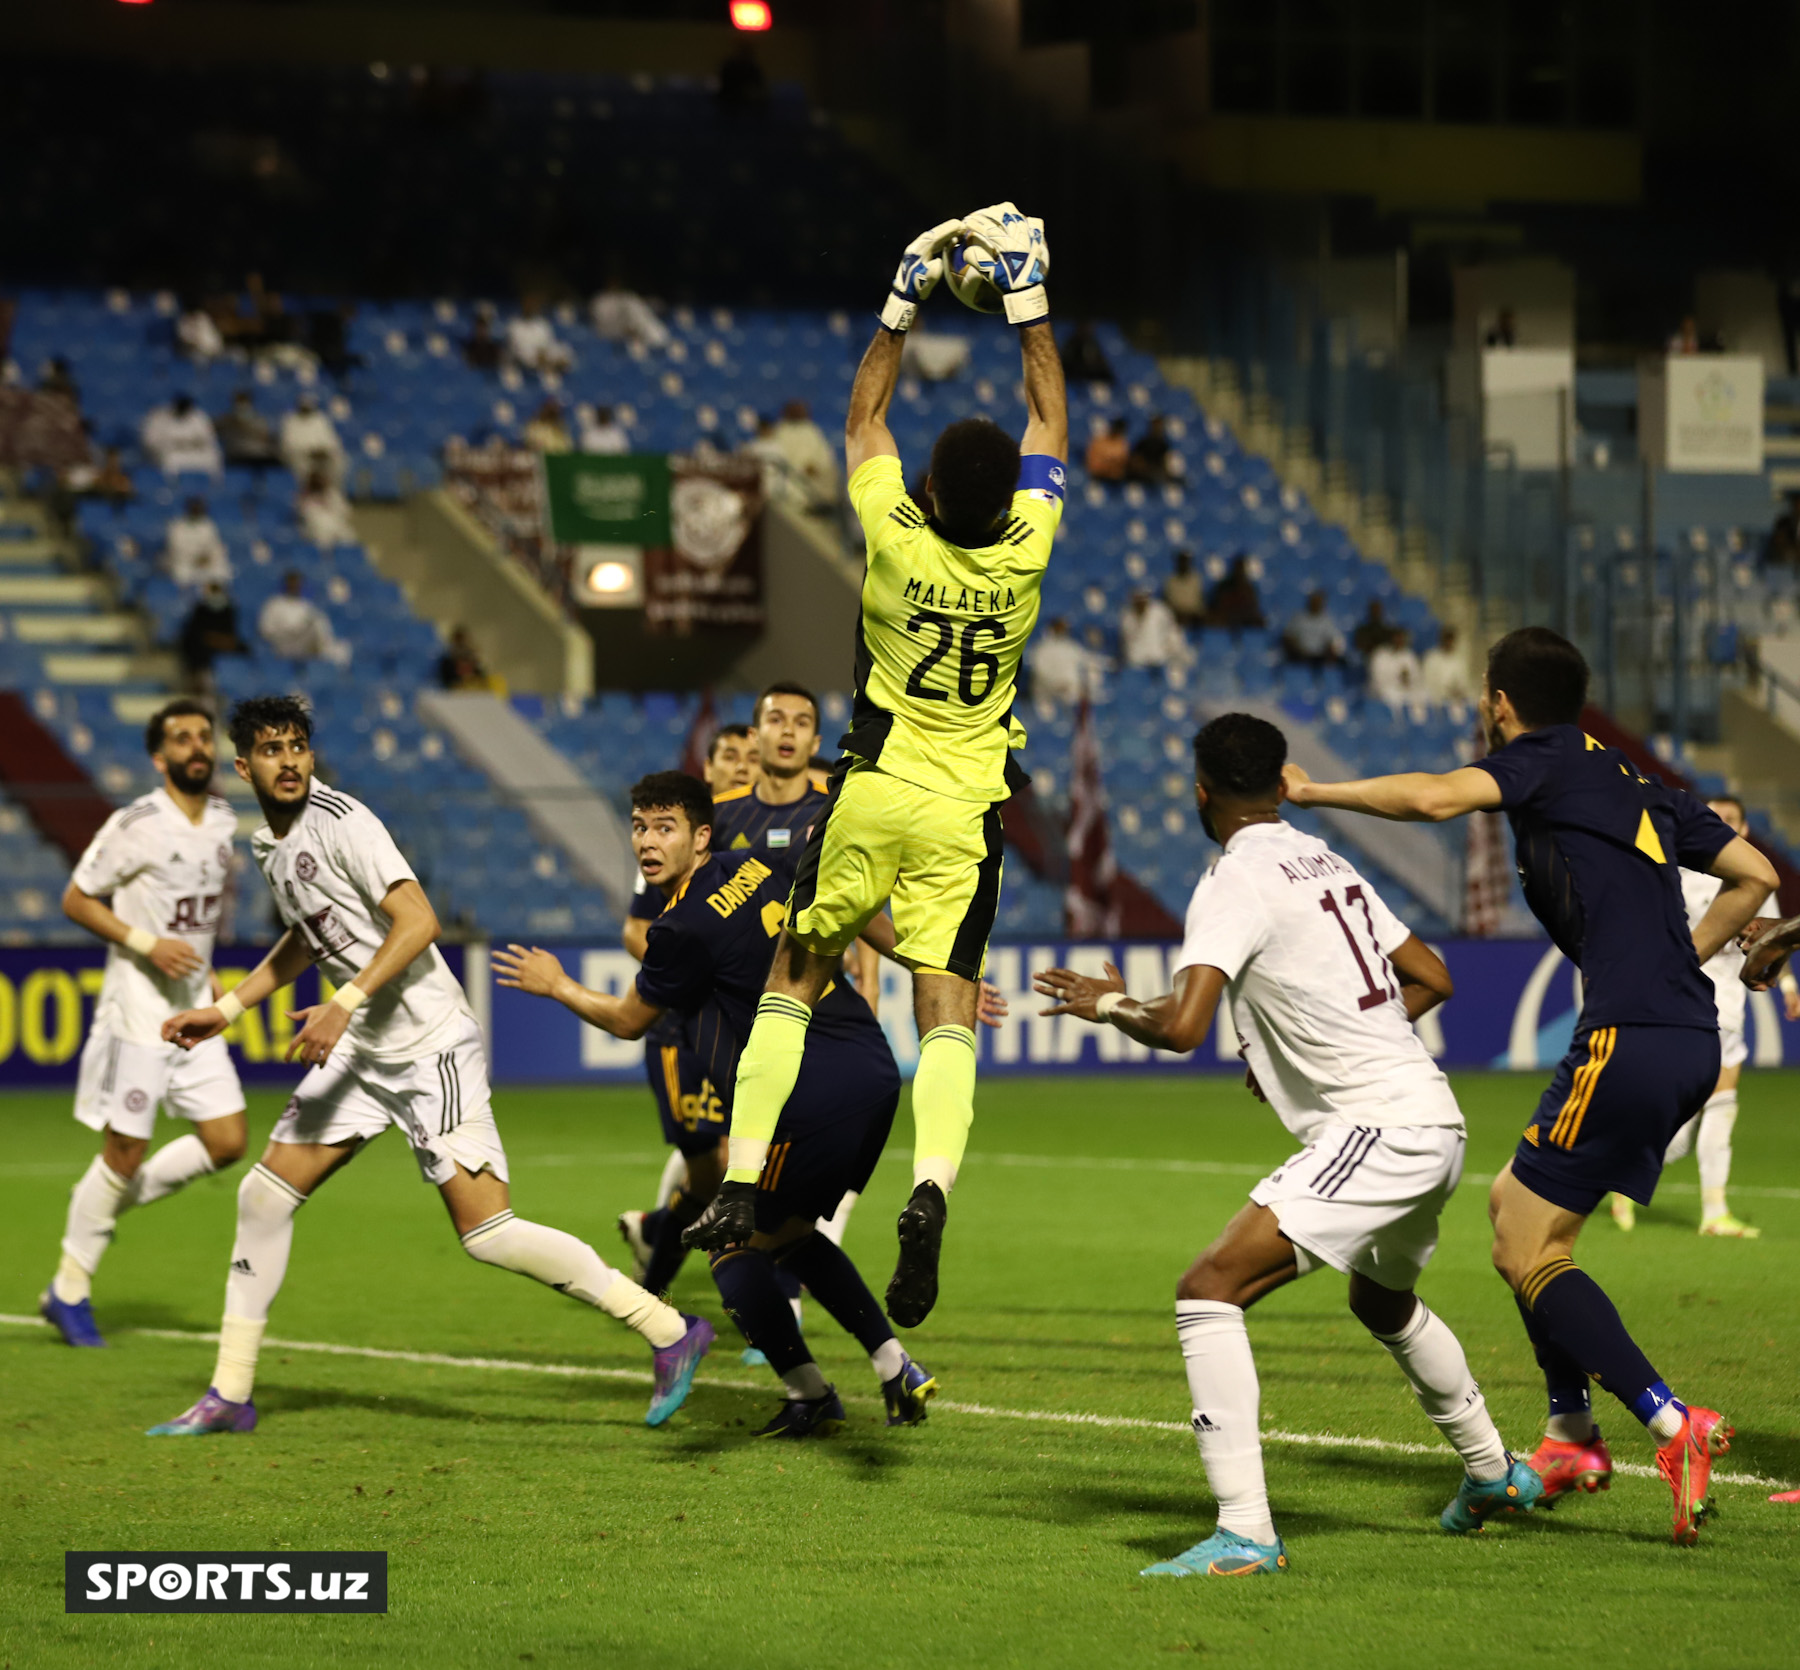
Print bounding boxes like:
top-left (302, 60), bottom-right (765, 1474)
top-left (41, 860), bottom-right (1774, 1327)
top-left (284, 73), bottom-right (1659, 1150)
top-left (730, 1), bottom-right (772, 31)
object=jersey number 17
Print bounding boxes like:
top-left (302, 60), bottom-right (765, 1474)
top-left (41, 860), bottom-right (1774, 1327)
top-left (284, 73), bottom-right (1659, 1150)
top-left (1319, 885), bottom-right (1397, 1012)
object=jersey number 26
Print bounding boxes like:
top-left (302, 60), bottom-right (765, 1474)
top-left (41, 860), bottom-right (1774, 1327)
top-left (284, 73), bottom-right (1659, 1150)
top-left (905, 611), bottom-right (1006, 705)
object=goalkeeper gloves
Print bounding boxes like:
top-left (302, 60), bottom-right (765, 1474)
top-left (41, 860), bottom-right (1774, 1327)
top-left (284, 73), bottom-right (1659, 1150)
top-left (962, 201), bottom-right (1050, 326)
top-left (880, 218), bottom-right (967, 334)
top-left (680, 1180), bottom-right (759, 1251)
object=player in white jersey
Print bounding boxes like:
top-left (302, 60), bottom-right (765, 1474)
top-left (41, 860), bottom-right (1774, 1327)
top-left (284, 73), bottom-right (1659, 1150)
top-left (40, 700), bottom-right (247, 1349)
top-left (1036, 714), bottom-right (1540, 1577)
top-left (145, 694), bottom-right (713, 1437)
top-left (1616, 793), bottom-right (1767, 1237)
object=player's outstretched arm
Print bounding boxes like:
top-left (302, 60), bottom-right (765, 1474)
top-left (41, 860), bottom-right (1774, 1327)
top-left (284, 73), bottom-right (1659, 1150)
top-left (492, 943), bottom-right (665, 1040)
top-left (1018, 321), bottom-right (1067, 461)
top-left (1693, 836), bottom-right (1777, 966)
top-left (845, 326), bottom-right (905, 477)
top-left (1283, 762), bottom-right (1502, 823)
top-left (1389, 935), bottom-right (1454, 1021)
top-left (63, 880), bottom-right (204, 980)
top-left (1034, 962), bottom-right (1224, 1053)
top-left (163, 927), bottom-right (313, 1049)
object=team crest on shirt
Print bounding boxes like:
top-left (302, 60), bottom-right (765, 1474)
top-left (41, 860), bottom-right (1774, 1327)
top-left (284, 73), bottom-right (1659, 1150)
top-left (217, 843), bottom-right (232, 869)
top-left (295, 851), bottom-right (318, 882)
top-left (124, 1089), bottom-right (149, 1113)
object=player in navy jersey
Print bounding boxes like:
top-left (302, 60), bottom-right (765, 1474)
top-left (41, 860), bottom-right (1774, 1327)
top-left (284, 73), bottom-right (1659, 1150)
top-left (1288, 627), bottom-right (1776, 1545)
top-left (494, 772), bottom-right (938, 1437)
top-left (619, 723), bottom-right (760, 1291)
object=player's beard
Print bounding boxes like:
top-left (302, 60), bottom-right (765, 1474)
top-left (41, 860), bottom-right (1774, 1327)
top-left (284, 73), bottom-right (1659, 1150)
top-left (1198, 802), bottom-right (1219, 845)
top-left (172, 756), bottom-right (214, 793)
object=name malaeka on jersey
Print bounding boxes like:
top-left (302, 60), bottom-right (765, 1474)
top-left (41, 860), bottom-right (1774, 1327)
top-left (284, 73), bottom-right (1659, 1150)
top-left (900, 576), bottom-right (1020, 614)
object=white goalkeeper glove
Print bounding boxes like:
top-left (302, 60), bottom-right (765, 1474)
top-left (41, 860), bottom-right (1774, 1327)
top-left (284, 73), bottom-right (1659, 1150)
top-left (880, 218), bottom-right (967, 334)
top-left (962, 201), bottom-right (1050, 326)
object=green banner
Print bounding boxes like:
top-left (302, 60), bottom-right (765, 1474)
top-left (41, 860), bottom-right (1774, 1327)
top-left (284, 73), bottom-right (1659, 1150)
top-left (541, 453), bottom-right (671, 546)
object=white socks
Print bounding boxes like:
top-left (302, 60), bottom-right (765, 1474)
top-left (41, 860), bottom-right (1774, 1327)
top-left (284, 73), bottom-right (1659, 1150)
top-left (654, 1148), bottom-right (687, 1211)
top-left (782, 1361), bottom-right (830, 1401)
top-left (819, 1188), bottom-right (859, 1248)
top-left (54, 1157), bottom-right (132, 1301)
top-left (126, 1133), bottom-right (217, 1207)
top-left (211, 1164), bottom-right (306, 1402)
top-left (1175, 1299), bottom-right (1275, 1545)
top-left (870, 1338), bottom-right (906, 1382)
top-left (1547, 1410), bottom-right (1598, 1443)
top-left (1665, 1090), bottom-right (1739, 1219)
top-left (1369, 1300), bottom-right (1510, 1482)
top-left (1697, 1089), bottom-right (1738, 1218)
top-left (460, 1209), bottom-right (687, 1349)
top-left (52, 1138), bottom-right (224, 1305)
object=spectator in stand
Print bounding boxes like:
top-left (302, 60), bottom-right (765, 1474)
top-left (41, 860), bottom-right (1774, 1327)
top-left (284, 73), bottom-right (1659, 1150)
top-left (1484, 309), bottom-right (1518, 349)
top-left (464, 304), bottom-right (504, 371)
top-left (1420, 625), bottom-right (1474, 705)
top-left (71, 444), bottom-right (134, 506)
top-left (772, 399), bottom-right (838, 513)
top-left (1059, 321), bottom-right (1113, 385)
top-left (506, 298), bottom-right (573, 376)
top-left (177, 302), bottom-right (226, 364)
top-left (739, 414), bottom-right (794, 504)
top-left (1367, 627), bottom-right (1424, 711)
top-left (437, 625), bottom-right (494, 691)
top-left (259, 569), bottom-right (349, 666)
top-left (38, 356), bottom-right (79, 404)
top-left (1085, 416), bottom-right (1130, 484)
top-left (1282, 589), bottom-right (1344, 668)
top-left (141, 394), bottom-right (223, 478)
top-left (1205, 554), bottom-right (1266, 631)
top-left (164, 497), bottom-right (232, 589)
top-left (297, 468), bottom-right (358, 548)
top-left (1669, 315), bottom-right (1702, 356)
top-left (1769, 492), bottom-right (1800, 568)
top-left (1127, 414), bottom-right (1178, 484)
top-left (217, 389), bottom-right (279, 468)
top-left (1119, 587), bottom-right (1193, 672)
top-left (279, 392), bottom-right (345, 485)
top-left (591, 277), bottom-right (671, 353)
top-left (178, 581), bottom-right (247, 694)
top-left (1031, 615), bottom-right (1101, 707)
top-left (717, 41), bottom-right (768, 113)
top-left (524, 398), bottom-right (572, 454)
top-left (1163, 549), bottom-right (1205, 629)
top-left (1352, 597), bottom-right (1393, 660)
top-left (578, 404), bottom-right (630, 455)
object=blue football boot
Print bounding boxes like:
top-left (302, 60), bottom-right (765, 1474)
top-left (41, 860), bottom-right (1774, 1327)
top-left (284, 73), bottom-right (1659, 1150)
top-left (755, 1387), bottom-right (846, 1439)
top-left (1141, 1529), bottom-right (1290, 1577)
top-left (646, 1314), bottom-right (714, 1427)
top-left (147, 1387), bottom-right (257, 1436)
top-left (1440, 1454), bottom-right (1544, 1532)
top-left (882, 1355), bottom-right (938, 1426)
top-left (40, 1288), bottom-right (106, 1348)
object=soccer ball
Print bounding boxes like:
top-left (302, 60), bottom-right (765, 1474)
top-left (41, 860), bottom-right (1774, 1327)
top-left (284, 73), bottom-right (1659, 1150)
top-left (943, 238), bottom-right (1003, 314)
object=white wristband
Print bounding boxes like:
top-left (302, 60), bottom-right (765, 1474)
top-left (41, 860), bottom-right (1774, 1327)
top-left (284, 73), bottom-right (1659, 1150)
top-left (1095, 990), bottom-right (1127, 1023)
top-left (878, 292), bottom-right (917, 334)
top-left (726, 1135), bottom-right (770, 1184)
top-left (1002, 285), bottom-right (1050, 326)
top-left (331, 982), bottom-right (368, 1015)
top-left (125, 926), bottom-right (158, 957)
top-left (214, 991), bottom-right (245, 1025)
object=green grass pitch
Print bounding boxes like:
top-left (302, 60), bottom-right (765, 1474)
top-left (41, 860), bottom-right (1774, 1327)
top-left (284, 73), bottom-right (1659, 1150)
top-left (4, 1073), bottom-right (1799, 1669)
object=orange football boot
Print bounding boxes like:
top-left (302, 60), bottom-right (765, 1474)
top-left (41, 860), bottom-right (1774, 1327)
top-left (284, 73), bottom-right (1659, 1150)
top-left (1657, 1406), bottom-right (1730, 1546)
top-left (1526, 1428), bottom-right (1613, 1506)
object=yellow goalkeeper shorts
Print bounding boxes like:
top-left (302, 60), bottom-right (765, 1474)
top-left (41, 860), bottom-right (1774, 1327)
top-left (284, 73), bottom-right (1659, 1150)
top-left (786, 761), bottom-right (1005, 981)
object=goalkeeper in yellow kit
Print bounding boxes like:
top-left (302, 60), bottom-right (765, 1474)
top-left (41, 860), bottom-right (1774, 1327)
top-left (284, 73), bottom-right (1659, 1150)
top-left (685, 203), bottom-right (1068, 1327)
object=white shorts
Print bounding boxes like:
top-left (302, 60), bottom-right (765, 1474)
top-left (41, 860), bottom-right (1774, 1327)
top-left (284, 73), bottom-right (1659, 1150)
top-left (1251, 1123), bottom-right (1466, 1292)
top-left (269, 1014), bottom-right (506, 1187)
top-left (1720, 1018), bottom-right (1746, 1072)
top-left (74, 1030), bottom-right (245, 1140)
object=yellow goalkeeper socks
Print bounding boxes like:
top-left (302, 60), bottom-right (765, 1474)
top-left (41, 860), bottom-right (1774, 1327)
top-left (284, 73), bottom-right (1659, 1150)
top-left (912, 1024), bottom-right (977, 1192)
top-left (723, 994), bottom-right (812, 1182)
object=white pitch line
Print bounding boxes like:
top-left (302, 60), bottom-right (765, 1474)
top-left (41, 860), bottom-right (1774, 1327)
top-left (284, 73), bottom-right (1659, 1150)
top-left (3, 1313), bottom-right (1790, 1493)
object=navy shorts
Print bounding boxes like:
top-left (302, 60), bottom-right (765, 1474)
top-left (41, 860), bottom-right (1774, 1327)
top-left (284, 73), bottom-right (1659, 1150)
top-left (645, 1038), bottom-right (727, 1159)
top-left (1512, 1023), bottom-right (1719, 1214)
top-left (752, 1025), bottom-right (900, 1231)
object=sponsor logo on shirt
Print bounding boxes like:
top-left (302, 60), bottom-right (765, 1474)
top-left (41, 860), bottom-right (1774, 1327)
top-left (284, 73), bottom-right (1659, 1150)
top-left (768, 829), bottom-right (791, 849)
